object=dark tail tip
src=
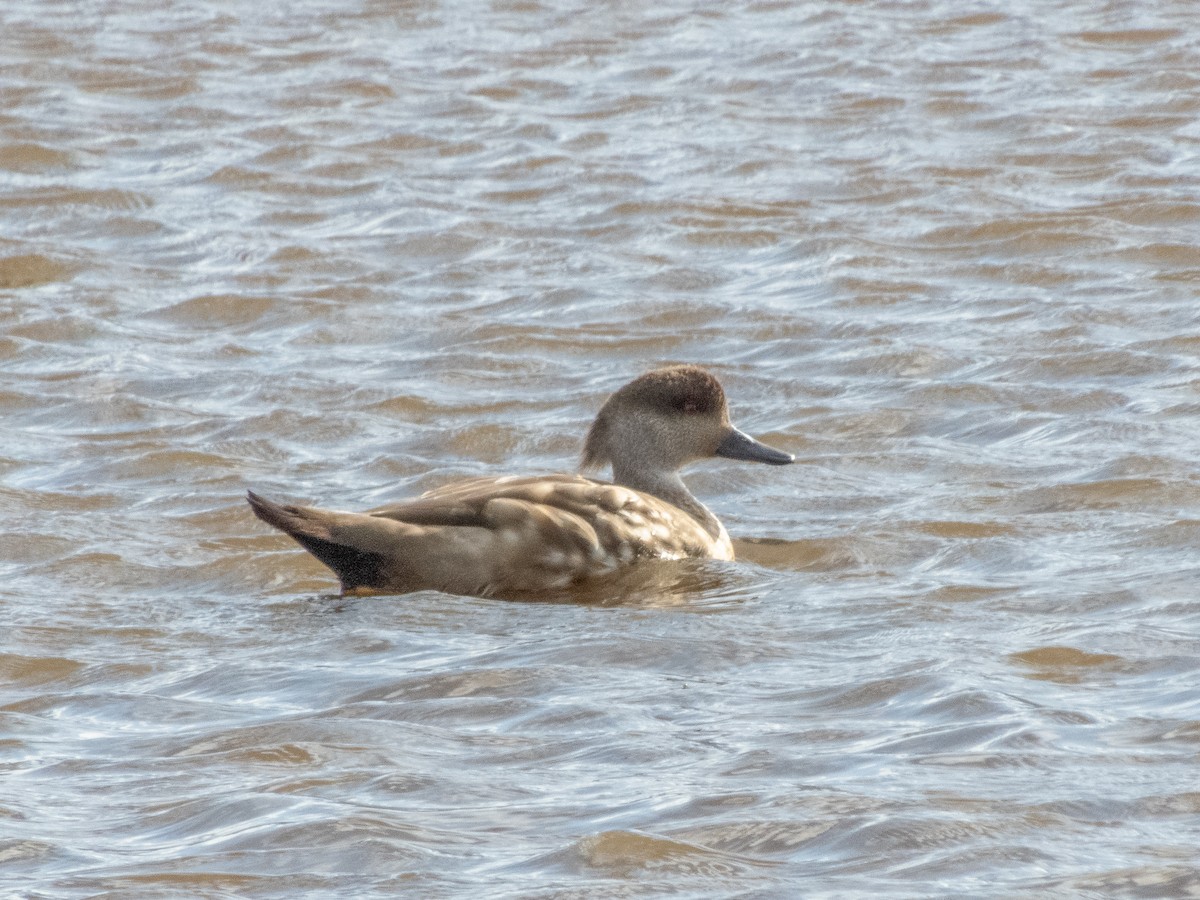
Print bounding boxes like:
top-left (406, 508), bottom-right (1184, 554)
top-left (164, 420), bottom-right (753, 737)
top-left (246, 490), bottom-right (387, 592)
top-left (246, 489), bottom-right (287, 529)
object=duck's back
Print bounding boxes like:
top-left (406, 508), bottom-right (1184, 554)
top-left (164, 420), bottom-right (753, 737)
top-left (367, 474), bottom-right (730, 595)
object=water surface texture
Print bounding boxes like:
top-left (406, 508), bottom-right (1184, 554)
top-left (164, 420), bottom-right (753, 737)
top-left (3, 0), bottom-right (1200, 896)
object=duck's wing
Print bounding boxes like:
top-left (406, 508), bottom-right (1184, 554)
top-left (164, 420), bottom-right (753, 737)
top-left (373, 474), bottom-right (718, 563)
top-left (366, 474), bottom-right (614, 527)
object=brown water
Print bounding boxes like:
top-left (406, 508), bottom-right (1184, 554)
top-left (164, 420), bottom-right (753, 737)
top-left (3, 0), bottom-right (1199, 895)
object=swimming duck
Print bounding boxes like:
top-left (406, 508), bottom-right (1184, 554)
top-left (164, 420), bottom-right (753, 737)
top-left (247, 364), bottom-right (793, 598)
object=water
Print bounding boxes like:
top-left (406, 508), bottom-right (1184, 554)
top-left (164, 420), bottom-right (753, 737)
top-left (3, 0), bottom-right (1199, 895)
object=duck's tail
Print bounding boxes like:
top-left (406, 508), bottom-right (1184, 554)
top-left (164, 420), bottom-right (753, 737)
top-left (246, 491), bottom-right (387, 592)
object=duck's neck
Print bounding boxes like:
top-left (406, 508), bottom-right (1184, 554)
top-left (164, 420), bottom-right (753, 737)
top-left (610, 463), bottom-right (722, 541)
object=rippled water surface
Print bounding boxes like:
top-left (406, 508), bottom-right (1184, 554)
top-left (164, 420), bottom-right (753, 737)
top-left (4, 0), bottom-right (1200, 895)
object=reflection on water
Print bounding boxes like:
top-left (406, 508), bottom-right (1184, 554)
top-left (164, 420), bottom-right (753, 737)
top-left (3, 0), bottom-right (1200, 895)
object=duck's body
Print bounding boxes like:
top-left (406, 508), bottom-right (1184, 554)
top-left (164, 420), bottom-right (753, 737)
top-left (248, 473), bottom-right (728, 598)
top-left (248, 365), bottom-right (792, 598)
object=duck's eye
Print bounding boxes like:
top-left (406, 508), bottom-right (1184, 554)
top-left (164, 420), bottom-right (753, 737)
top-left (681, 399), bottom-right (699, 413)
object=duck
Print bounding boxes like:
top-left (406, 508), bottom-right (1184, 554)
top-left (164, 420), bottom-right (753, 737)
top-left (247, 364), bottom-right (793, 598)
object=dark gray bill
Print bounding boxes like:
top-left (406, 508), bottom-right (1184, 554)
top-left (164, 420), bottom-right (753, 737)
top-left (715, 427), bottom-right (794, 465)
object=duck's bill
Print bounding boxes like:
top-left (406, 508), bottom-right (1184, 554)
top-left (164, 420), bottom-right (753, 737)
top-left (716, 427), bottom-right (794, 465)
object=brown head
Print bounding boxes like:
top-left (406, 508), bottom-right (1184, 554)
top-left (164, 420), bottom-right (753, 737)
top-left (581, 365), bottom-right (793, 485)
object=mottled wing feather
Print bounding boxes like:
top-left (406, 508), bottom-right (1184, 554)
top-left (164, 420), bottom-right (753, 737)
top-left (367, 475), bottom-right (587, 526)
top-left (367, 474), bottom-right (717, 575)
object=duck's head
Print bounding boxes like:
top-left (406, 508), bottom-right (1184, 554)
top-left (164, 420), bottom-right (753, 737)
top-left (581, 365), bottom-right (794, 479)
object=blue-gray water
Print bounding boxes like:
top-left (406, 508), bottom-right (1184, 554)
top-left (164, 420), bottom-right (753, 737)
top-left (3, 0), bottom-right (1199, 896)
